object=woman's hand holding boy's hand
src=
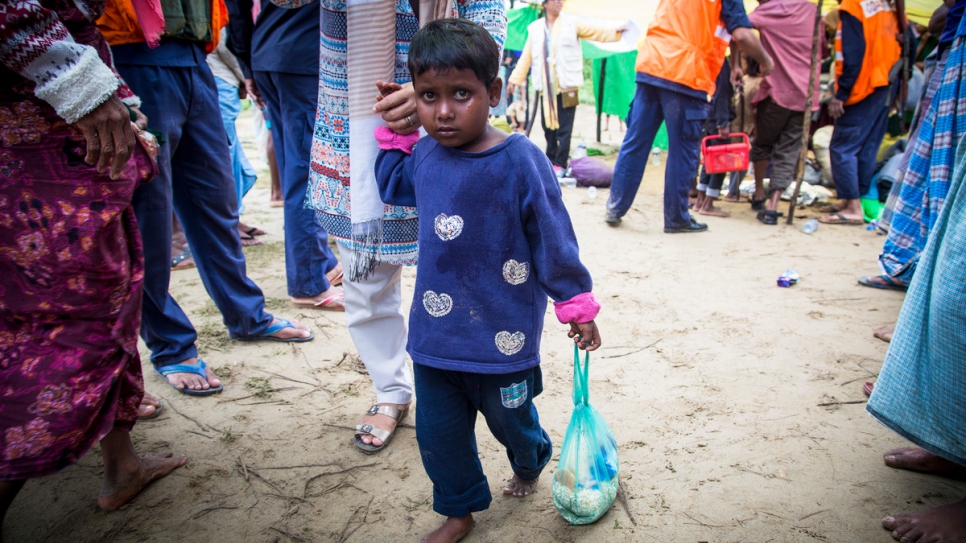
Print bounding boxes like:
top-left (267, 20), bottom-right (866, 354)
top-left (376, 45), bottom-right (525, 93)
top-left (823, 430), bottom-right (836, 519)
top-left (374, 80), bottom-right (421, 135)
top-left (568, 321), bottom-right (601, 351)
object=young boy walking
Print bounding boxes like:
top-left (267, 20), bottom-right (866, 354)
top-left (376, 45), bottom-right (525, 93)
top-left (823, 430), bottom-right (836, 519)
top-left (373, 19), bottom-right (602, 543)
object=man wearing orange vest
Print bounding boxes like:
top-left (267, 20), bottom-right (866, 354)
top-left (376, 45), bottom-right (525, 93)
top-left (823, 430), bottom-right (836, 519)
top-left (605, 0), bottom-right (774, 233)
top-left (820, 0), bottom-right (902, 225)
top-left (97, 0), bottom-right (315, 396)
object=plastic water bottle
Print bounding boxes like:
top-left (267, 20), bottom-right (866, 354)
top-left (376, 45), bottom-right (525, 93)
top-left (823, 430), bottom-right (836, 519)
top-left (573, 142), bottom-right (587, 160)
top-left (586, 186), bottom-right (597, 199)
top-left (650, 147), bottom-right (661, 166)
top-left (866, 219), bottom-right (879, 231)
top-left (802, 219), bottom-right (819, 234)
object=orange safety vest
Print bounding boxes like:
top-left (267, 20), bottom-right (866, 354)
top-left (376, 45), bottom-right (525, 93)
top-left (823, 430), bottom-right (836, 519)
top-left (97, 0), bottom-right (228, 53)
top-left (635, 0), bottom-right (732, 97)
top-left (834, 0), bottom-right (901, 106)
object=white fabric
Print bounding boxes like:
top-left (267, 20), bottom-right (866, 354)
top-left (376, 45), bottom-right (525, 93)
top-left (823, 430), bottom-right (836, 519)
top-left (526, 14), bottom-right (583, 93)
top-left (31, 45), bottom-right (118, 124)
top-left (337, 243), bottom-right (414, 405)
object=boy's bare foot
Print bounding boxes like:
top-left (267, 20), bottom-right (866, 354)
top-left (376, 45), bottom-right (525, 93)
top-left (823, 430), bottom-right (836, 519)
top-left (874, 325), bottom-right (895, 343)
top-left (502, 474), bottom-right (538, 497)
top-left (419, 514), bottom-right (474, 543)
top-left (98, 451), bottom-right (187, 510)
top-left (722, 193), bottom-right (742, 203)
top-left (884, 448), bottom-right (966, 479)
top-left (881, 498), bottom-right (966, 543)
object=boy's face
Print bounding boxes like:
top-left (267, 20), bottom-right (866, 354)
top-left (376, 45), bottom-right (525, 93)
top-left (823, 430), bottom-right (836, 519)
top-left (413, 67), bottom-right (502, 152)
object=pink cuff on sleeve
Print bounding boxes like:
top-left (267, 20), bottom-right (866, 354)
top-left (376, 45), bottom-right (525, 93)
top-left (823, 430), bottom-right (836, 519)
top-left (554, 292), bottom-right (601, 324)
top-left (374, 126), bottom-right (420, 155)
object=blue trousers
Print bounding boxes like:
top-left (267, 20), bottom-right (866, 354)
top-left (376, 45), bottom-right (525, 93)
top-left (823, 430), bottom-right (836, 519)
top-left (607, 82), bottom-right (708, 228)
top-left (254, 71), bottom-right (338, 297)
top-left (830, 86), bottom-right (892, 200)
top-left (214, 76), bottom-right (257, 213)
top-left (116, 61), bottom-right (273, 368)
top-left (414, 363), bottom-right (553, 518)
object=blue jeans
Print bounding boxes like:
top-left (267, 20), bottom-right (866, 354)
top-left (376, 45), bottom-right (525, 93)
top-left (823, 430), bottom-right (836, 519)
top-left (607, 82), bottom-right (708, 228)
top-left (414, 363), bottom-right (553, 518)
top-left (213, 76), bottom-right (257, 213)
top-left (116, 60), bottom-right (273, 369)
top-left (830, 86), bottom-right (892, 200)
top-left (254, 70), bottom-right (338, 297)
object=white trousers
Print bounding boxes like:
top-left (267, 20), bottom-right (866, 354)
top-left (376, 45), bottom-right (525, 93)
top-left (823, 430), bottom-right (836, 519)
top-left (337, 243), bottom-right (414, 405)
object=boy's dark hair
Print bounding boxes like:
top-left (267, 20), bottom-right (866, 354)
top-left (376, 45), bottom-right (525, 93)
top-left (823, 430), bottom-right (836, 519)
top-left (408, 19), bottom-right (500, 87)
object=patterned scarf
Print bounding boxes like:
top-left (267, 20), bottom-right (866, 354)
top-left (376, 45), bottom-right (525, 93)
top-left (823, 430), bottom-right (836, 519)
top-left (346, 0), bottom-right (446, 281)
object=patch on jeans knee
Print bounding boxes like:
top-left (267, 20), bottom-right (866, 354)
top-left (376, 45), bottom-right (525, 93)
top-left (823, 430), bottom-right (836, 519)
top-left (501, 381), bottom-right (528, 409)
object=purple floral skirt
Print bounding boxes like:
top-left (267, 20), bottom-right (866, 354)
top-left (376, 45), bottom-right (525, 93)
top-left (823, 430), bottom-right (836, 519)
top-left (0, 95), bottom-right (155, 480)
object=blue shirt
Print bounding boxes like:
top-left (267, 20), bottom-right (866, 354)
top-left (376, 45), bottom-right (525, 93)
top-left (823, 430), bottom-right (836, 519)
top-left (375, 134), bottom-right (593, 374)
top-left (637, 0), bottom-right (752, 100)
top-left (226, 0), bottom-right (320, 77)
top-left (941, 0), bottom-right (966, 45)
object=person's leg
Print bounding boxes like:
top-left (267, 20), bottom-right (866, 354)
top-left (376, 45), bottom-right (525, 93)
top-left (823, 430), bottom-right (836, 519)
top-left (476, 367), bottom-right (552, 498)
top-left (555, 97), bottom-right (577, 167)
top-left (659, 87), bottom-right (707, 230)
top-left (749, 98), bottom-right (785, 207)
top-left (765, 105), bottom-right (804, 213)
top-left (255, 71), bottom-right (341, 302)
top-left (337, 243), bottom-right (413, 446)
top-left (826, 99), bottom-right (867, 221)
top-left (881, 497), bottom-right (966, 543)
top-left (97, 428), bottom-right (187, 511)
top-left (414, 364), bottom-right (488, 543)
top-left (540, 98), bottom-right (559, 166)
top-left (171, 63), bottom-right (295, 342)
top-left (606, 83), bottom-right (664, 223)
top-left (0, 480), bottom-right (26, 534)
top-left (116, 64), bottom-right (206, 380)
top-left (698, 171), bottom-right (730, 217)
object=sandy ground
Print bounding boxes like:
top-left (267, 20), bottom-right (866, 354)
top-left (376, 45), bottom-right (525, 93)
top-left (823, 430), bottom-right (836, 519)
top-left (7, 105), bottom-right (965, 543)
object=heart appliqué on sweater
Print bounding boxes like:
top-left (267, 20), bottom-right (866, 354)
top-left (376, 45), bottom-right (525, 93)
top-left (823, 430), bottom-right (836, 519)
top-left (502, 260), bottom-right (529, 285)
top-left (495, 331), bottom-right (525, 356)
top-left (434, 213), bottom-right (464, 241)
top-left (423, 290), bottom-right (453, 317)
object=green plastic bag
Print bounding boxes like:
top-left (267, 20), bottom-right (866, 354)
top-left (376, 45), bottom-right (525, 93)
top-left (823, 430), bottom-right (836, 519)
top-left (552, 346), bottom-right (620, 525)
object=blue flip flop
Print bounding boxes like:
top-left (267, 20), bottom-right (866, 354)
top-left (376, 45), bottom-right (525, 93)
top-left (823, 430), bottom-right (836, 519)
top-left (155, 359), bottom-right (224, 396)
top-left (231, 318), bottom-right (314, 343)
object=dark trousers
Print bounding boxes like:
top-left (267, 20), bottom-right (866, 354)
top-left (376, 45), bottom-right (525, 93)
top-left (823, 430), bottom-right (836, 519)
top-left (116, 61), bottom-right (272, 368)
top-left (254, 71), bottom-right (338, 297)
top-left (830, 86), bottom-right (892, 200)
top-left (607, 82), bottom-right (708, 228)
top-left (541, 93), bottom-right (577, 168)
top-left (750, 97), bottom-right (805, 194)
top-left (414, 363), bottom-right (553, 518)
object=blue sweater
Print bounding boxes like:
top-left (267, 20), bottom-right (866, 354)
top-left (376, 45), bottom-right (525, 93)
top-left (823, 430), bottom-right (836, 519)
top-left (375, 134), bottom-right (593, 374)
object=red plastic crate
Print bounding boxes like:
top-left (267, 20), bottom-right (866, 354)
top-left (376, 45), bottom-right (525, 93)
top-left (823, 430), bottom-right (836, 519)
top-left (701, 133), bottom-right (750, 174)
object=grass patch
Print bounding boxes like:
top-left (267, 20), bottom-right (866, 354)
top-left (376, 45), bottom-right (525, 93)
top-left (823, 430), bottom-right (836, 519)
top-left (196, 320), bottom-right (231, 353)
top-left (212, 365), bottom-right (234, 380)
top-left (245, 376), bottom-right (275, 399)
top-left (220, 427), bottom-right (237, 444)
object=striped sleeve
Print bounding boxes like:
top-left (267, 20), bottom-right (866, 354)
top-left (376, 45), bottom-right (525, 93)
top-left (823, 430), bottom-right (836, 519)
top-left (459, 0), bottom-right (507, 50)
top-left (0, 0), bottom-right (119, 123)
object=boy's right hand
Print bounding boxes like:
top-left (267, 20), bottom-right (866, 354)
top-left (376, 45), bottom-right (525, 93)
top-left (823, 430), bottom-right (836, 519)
top-left (568, 320), bottom-right (601, 351)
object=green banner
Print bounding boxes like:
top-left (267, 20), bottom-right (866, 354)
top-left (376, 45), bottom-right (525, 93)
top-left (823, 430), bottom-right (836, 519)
top-left (505, 5), bottom-right (541, 51)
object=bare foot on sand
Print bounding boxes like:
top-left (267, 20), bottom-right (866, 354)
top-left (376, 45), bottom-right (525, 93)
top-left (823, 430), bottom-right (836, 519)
top-left (884, 448), bottom-right (966, 479)
top-left (98, 451), bottom-right (187, 510)
top-left (502, 474), bottom-right (538, 497)
top-left (874, 325), bottom-right (895, 343)
top-left (698, 203), bottom-right (731, 217)
top-left (722, 193), bottom-right (742, 203)
top-left (419, 514), bottom-right (474, 543)
top-left (882, 497), bottom-right (966, 543)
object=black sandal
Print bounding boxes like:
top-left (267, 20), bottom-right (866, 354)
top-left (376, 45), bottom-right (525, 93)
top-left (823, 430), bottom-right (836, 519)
top-left (757, 210), bottom-right (779, 225)
top-left (750, 198), bottom-right (767, 211)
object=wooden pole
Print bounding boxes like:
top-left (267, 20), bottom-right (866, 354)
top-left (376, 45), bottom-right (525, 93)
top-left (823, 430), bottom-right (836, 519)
top-left (786, 0), bottom-right (825, 225)
top-left (597, 58), bottom-right (608, 143)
